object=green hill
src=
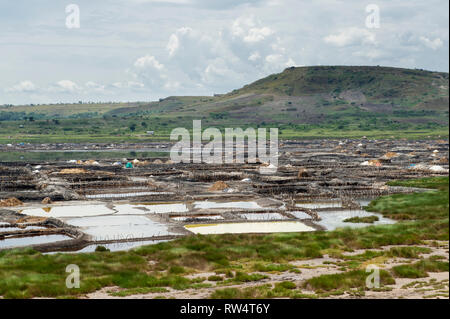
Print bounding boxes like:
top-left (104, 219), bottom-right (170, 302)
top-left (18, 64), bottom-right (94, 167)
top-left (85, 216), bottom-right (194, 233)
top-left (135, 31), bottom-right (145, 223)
top-left (0, 66), bottom-right (448, 143)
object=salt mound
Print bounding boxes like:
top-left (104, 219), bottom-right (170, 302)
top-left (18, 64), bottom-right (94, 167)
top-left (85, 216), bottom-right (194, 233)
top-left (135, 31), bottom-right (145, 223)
top-left (208, 181), bottom-right (229, 191)
top-left (59, 168), bottom-right (88, 174)
top-left (429, 165), bottom-right (448, 172)
top-left (383, 152), bottom-right (398, 158)
top-left (297, 167), bottom-right (309, 179)
top-left (0, 197), bottom-right (23, 207)
top-left (41, 197), bottom-right (53, 204)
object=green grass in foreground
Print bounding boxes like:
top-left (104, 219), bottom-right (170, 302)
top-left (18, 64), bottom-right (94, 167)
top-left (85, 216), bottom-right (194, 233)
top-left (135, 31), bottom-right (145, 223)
top-left (0, 177), bottom-right (448, 298)
top-left (392, 257), bottom-right (449, 278)
top-left (367, 177), bottom-right (449, 220)
top-left (304, 269), bottom-right (395, 291)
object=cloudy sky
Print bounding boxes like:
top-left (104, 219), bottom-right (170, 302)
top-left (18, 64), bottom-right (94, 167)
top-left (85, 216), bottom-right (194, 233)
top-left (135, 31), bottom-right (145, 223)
top-left (1, 0), bottom-right (448, 105)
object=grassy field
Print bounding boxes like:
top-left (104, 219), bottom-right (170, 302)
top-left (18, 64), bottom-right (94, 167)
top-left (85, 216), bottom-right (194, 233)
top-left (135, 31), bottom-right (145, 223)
top-left (0, 118), bottom-right (447, 144)
top-left (0, 177), bottom-right (448, 298)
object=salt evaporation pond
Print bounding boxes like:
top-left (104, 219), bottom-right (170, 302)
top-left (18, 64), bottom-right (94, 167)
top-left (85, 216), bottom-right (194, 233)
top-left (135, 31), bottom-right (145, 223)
top-left (0, 226), bottom-right (47, 233)
top-left (114, 203), bottom-right (188, 215)
top-left (289, 211), bottom-right (312, 219)
top-left (19, 203), bottom-right (189, 218)
top-left (0, 234), bottom-right (72, 249)
top-left (316, 210), bottom-right (395, 231)
top-left (86, 192), bottom-right (172, 199)
top-left (295, 201), bottom-right (342, 209)
top-left (185, 221), bottom-right (315, 235)
top-left (239, 213), bottom-right (287, 221)
top-left (171, 215), bottom-right (224, 221)
top-left (66, 215), bottom-right (170, 240)
top-left (194, 201), bottom-right (262, 209)
top-left (20, 205), bottom-right (115, 217)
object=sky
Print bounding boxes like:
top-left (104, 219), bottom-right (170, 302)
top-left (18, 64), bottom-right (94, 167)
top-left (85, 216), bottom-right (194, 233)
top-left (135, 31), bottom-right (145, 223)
top-left (0, 0), bottom-right (448, 105)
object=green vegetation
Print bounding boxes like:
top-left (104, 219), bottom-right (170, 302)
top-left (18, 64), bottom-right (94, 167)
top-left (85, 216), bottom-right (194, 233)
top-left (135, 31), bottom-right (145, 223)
top-left (94, 246), bottom-right (110, 252)
top-left (304, 269), bottom-right (395, 291)
top-left (207, 275), bottom-right (224, 282)
top-left (392, 257), bottom-right (449, 278)
top-left (343, 216), bottom-right (379, 223)
top-left (386, 246), bottom-right (432, 259)
top-left (0, 177), bottom-right (448, 298)
top-left (387, 177), bottom-right (449, 190)
top-left (367, 177), bottom-right (449, 220)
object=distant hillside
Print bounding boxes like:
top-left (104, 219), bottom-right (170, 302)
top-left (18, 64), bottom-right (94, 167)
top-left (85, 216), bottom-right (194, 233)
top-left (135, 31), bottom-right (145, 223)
top-left (106, 66), bottom-right (449, 124)
top-left (1, 66), bottom-right (448, 142)
top-left (231, 66), bottom-right (448, 102)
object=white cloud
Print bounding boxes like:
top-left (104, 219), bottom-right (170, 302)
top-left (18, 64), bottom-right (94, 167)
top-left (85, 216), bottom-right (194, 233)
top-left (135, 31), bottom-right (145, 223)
top-left (85, 81), bottom-right (106, 92)
top-left (231, 15), bottom-right (274, 43)
top-left (5, 80), bottom-right (36, 93)
top-left (244, 26), bottom-right (274, 43)
top-left (128, 14), bottom-right (295, 95)
top-left (248, 52), bottom-right (261, 61)
top-left (111, 81), bottom-right (145, 89)
top-left (167, 34), bottom-right (180, 56)
top-left (134, 55), bottom-right (164, 70)
top-left (166, 27), bottom-right (193, 57)
top-left (49, 80), bottom-right (81, 93)
top-left (324, 27), bottom-right (377, 47)
top-left (419, 36), bottom-right (443, 50)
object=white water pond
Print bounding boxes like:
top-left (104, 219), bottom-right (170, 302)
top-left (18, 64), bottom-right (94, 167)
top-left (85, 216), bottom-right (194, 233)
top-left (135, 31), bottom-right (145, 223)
top-left (316, 210), bottom-right (395, 231)
top-left (185, 221), bottom-right (315, 235)
top-left (239, 213), bottom-right (287, 221)
top-left (85, 192), bottom-right (172, 199)
top-left (171, 215), bottom-right (224, 221)
top-left (19, 203), bottom-right (189, 218)
top-left (114, 203), bottom-right (188, 215)
top-left (0, 226), bottom-right (47, 233)
top-left (289, 211), bottom-right (312, 219)
top-left (19, 205), bottom-right (115, 217)
top-left (194, 201), bottom-right (262, 210)
top-left (0, 234), bottom-right (72, 249)
top-left (295, 201), bottom-right (342, 209)
top-left (66, 215), bottom-right (171, 240)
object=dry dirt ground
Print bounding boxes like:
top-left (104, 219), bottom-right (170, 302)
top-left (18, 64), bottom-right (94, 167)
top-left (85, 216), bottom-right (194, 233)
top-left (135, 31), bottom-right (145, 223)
top-left (85, 241), bottom-right (449, 299)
